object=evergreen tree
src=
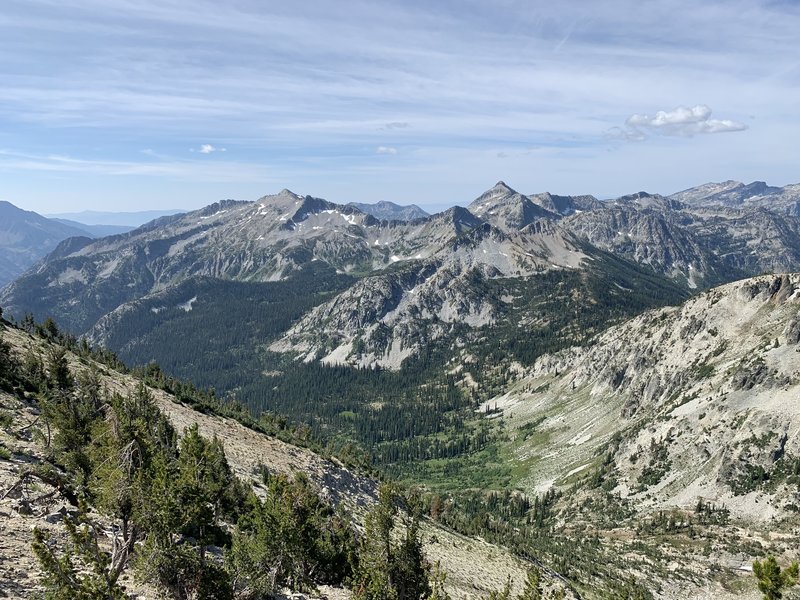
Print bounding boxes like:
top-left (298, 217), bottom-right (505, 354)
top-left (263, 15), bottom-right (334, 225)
top-left (135, 425), bottom-right (236, 599)
top-left (32, 506), bottom-right (128, 600)
top-left (753, 556), bottom-right (799, 600)
top-left (46, 346), bottom-right (73, 391)
top-left (393, 490), bottom-right (431, 600)
top-left (488, 575), bottom-right (512, 600)
top-left (426, 562), bottom-right (452, 600)
top-left (353, 484), bottom-right (431, 600)
top-left (0, 328), bottom-right (16, 389)
top-left (518, 566), bottom-right (542, 600)
top-left (353, 484), bottom-right (398, 600)
top-left (227, 473), bottom-right (355, 596)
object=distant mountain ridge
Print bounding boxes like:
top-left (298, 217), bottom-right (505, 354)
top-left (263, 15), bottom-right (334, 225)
top-left (346, 200), bottom-right (429, 221)
top-left (45, 207), bottom-right (187, 227)
top-left (2, 178), bottom-right (800, 371)
top-left (669, 179), bottom-right (800, 215)
top-left (49, 218), bottom-right (134, 237)
top-left (0, 201), bottom-right (89, 288)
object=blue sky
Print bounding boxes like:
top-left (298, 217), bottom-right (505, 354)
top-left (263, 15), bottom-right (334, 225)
top-left (1, 0), bottom-right (799, 213)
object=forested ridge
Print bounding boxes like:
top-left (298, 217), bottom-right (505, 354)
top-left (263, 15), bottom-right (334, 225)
top-left (75, 250), bottom-right (687, 495)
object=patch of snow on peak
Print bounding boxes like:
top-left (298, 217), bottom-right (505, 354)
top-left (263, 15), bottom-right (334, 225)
top-left (177, 296), bottom-right (198, 312)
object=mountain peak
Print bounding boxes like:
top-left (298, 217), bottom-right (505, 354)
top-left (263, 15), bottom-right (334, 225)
top-left (468, 183), bottom-right (559, 232)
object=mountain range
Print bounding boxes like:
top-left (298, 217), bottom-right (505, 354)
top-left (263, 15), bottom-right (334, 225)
top-left (346, 199), bottom-right (430, 221)
top-left (669, 179), bottom-right (800, 215)
top-left (3, 180), bottom-right (800, 365)
top-left (3, 179), bottom-right (800, 598)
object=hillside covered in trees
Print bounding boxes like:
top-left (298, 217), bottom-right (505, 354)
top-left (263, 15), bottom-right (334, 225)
top-left (0, 312), bottom-right (572, 599)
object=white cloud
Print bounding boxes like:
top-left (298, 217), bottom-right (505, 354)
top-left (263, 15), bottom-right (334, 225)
top-left (376, 146), bottom-right (398, 155)
top-left (193, 144), bottom-right (226, 154)
top-left (611, 104), bottom-right (748, 140)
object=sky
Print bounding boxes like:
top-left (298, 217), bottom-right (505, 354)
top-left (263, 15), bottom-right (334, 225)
top-left (1, 0), bottom-right (799, 214)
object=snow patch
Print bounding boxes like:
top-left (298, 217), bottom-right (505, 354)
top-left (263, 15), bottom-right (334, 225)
top-left (200, 210), bottom-right (227, 220)
top-left (177, 296), bottom-right (198, 312)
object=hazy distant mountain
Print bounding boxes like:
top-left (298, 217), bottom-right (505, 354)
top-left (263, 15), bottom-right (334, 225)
top-left (0, 201), bottom-right (89, 288)
top-left (49, 218), bottom-right (134, 237)
top-left (46, 208), bottom-right (186, 227)
top-left (346, 200), bottom-right (429, 221)
top-left (669, 180), bottom-right (800, 215)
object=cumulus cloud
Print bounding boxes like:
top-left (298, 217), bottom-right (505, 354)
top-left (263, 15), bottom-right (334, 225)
top-left (376, 146), bottom-right (398, 155)
top-left (192, 144), bottom-right (226, 154)
top-left (608, 104), bottom-right (747, 141)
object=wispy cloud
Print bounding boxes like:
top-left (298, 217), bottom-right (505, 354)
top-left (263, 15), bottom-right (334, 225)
top-left (376, 146), bottom-right (398, 155)
top-left (193, 144), bottom-right (226, 154)
top-left (1, 0), bottom-right (799, 210)
top-left (0, 149), bottom-right (269, 182)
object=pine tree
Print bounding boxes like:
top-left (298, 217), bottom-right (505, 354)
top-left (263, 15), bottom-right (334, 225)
top-left (227, 472), bottom-right (355, 595)
top-left (353, 484), bottom-right (398, 600)
top-left (32, 505), bottom-right (128, 600)
top-left (426, 562), bottom-right (452, 600)
top-left (753, 556), bottom-right (799, 600)
top-left (518, 566), bottom-right (542, 600)
top-left (488, 575), bottom-right (513, 600)
top-left (0, 324), bottom-right (15, 386)
top-left (393, 491), bottom-right (431, 600)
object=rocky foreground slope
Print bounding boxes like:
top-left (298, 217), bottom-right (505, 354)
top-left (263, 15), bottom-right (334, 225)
top-left (465, 273), bottom-right (800, 599)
